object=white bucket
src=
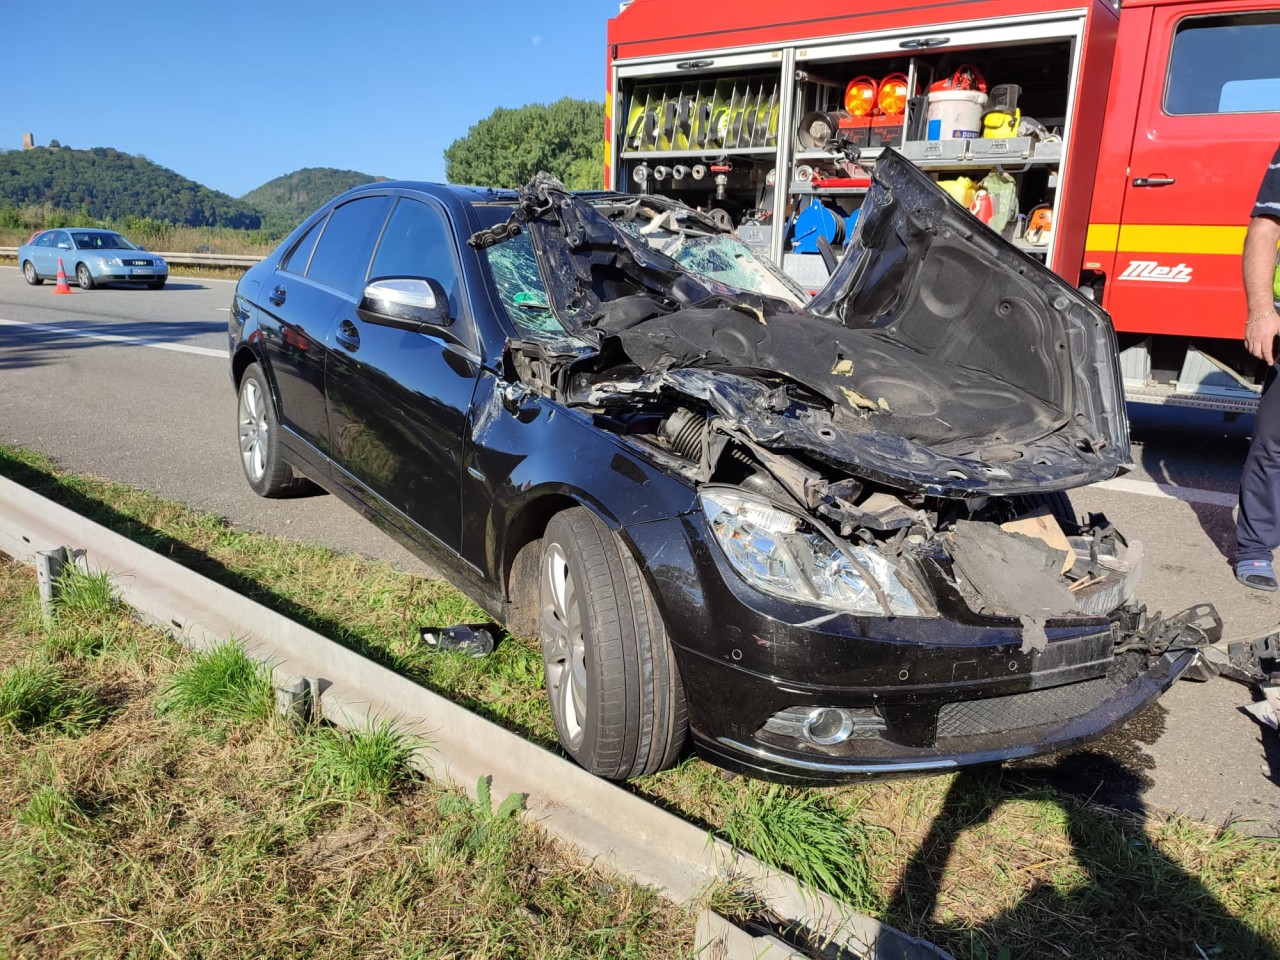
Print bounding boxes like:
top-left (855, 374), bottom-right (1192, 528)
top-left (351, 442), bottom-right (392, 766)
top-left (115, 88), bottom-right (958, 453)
top-left (926, 90), bottom-right (988, 140)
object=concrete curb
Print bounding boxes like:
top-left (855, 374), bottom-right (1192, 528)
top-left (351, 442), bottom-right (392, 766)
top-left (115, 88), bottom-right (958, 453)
top-left (0, 474), bottom-right (951, 960)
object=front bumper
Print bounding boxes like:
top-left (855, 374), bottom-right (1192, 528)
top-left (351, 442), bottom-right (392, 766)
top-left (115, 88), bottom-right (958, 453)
top-left (626, 515), bottom-right (1199, 784)
top-left (95, 266), bottom-right (168, 284)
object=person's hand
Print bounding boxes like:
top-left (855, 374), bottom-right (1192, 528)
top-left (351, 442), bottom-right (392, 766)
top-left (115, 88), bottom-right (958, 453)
top-left (1245, 308), bottom-right (1280, 365)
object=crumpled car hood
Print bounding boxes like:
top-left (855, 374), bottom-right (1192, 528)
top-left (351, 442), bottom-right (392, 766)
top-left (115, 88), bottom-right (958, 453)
top-left (507, 152), bottom-right (1130, 497)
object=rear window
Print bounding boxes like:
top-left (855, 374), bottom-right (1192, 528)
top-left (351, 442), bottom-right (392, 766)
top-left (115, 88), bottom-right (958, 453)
top-left (1166, 12), bottom-right (1280, 115)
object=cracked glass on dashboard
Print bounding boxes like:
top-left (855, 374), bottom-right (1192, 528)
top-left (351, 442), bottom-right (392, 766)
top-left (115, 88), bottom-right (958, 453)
top-left (613, 218), bottom-right (806, 307)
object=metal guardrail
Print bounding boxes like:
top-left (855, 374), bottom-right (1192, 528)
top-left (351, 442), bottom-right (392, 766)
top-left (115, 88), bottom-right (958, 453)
top-left (0, 246), bottom-right (263, 268)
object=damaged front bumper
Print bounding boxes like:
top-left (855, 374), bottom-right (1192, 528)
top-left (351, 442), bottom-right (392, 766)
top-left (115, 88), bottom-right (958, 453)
top-left (629, 514), bottom-right (1221, 784)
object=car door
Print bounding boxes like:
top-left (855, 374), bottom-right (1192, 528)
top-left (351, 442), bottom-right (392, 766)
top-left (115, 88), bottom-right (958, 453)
top-left (325, 194), bottom-right (480, 556)
top-left (1107, 4), bottom-right (1280, 339)
top-left (257, 194), bottom-right (392, 467)
top-left (30, 232), bottom-right (56, 276)
top-left (49, 231), bottom-right (74, 274)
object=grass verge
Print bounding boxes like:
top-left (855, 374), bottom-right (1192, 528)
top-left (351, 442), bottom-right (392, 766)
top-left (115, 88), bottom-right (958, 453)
top-left (0, 556), bottom-right (691, 958)
top-left (1, 443), bottom-right (1278, 960)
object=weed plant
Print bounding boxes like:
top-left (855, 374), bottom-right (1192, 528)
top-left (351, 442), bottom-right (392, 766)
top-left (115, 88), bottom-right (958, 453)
top-left (437, 775), bottom-right (527, 861)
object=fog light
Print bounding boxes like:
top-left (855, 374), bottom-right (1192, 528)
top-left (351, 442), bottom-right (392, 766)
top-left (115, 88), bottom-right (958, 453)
top-left (803, 708), bottom-right (855, 745)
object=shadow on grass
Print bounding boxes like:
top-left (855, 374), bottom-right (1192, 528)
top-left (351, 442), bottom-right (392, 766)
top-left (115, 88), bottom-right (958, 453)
top-left (0, 450), bottom-right (562, 754)
top-left (887, 765), bottom-right (1279, 960)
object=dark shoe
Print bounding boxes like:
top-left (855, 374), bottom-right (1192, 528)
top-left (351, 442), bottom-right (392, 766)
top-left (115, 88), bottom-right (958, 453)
top-left (1236, 560), bottom-right (1279, 592)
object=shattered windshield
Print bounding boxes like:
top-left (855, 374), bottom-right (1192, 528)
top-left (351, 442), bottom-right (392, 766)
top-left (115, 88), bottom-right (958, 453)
top-left (613, 217), bottom-right (806, 307)
top-left (473, 193), bottom-right (807, 344)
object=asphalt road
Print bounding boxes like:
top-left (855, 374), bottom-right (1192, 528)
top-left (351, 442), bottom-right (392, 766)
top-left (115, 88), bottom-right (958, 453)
top-left (0, 266), bottom-right (1276, 834)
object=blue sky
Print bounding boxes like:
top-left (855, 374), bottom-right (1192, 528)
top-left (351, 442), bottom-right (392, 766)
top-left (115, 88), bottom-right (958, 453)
top-left (4, 1), bottom-right (618, 197)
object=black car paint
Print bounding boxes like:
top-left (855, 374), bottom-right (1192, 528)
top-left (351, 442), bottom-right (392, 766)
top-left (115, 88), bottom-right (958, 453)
top-left (229, 164), bottom-right (1187, 783)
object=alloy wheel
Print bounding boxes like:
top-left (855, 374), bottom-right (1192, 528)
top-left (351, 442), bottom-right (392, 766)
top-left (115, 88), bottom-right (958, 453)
top-left (238, 378), bottom-right (268, 483)
top-left (541, 542), bottom-right (587, 747)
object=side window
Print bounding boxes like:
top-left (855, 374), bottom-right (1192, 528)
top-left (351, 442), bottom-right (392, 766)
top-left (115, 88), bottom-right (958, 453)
top-left (483, 233), bottom-right (565, 340)
top-left (368, 197), bottom-right (463, 318)
top-left (306, 195), bottom-right (392, 296)
top-left (281, 215), bottom-right (325, 276)
top-left (35, 232), bottom-right (53, 248)
top-left (1166, 12), bottom-right (1280, 115)
top-left (54, 231), bottom-right (71, 249)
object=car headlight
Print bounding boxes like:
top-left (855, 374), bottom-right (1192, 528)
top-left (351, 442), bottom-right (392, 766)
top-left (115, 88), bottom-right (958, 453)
top-left (97, 257), bottom-right (122, 267)
top-left (153, 257), bottom-right (166, 267)
top-left (699, 488), bottom-right (923, 616)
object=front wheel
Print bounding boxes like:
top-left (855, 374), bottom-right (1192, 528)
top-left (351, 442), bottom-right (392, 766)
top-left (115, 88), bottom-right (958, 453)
top-left (236, 362), bottom-right (308, 497)
top-left (22, 261), bottom-right (42, 285)
top-left (539, 508), bottom-right (687, 780)
top-left (76, 263), bottom-right (94, 289)
top-left (147, 279), bottom-right (166, 290)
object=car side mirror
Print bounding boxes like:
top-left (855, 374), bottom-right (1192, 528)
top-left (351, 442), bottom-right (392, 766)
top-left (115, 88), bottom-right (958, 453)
top-left (356, 277), bottom-right (452, 332)
top-left (58, 242), bottom-right (71, 249)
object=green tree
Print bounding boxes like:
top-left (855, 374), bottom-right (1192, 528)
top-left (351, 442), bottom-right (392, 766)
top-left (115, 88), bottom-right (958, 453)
top-left (444, 98), bottom-right (604, 190)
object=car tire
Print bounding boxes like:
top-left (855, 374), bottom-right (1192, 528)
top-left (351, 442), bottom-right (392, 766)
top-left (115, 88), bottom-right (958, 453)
top-left (236, 362), bottom-right (309, 498)
top-left (539, 507), bottom-right (687, 780)
top-left (76, 263), bottom-right (94, 290)
top-left (22, 260), bottom-right (42, 285)
top-left (147, 279), bottom-right (166, 290)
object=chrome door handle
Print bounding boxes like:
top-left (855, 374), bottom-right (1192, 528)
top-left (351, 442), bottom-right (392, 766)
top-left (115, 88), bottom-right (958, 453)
top-left (335, 320), bottom-right (360, 352)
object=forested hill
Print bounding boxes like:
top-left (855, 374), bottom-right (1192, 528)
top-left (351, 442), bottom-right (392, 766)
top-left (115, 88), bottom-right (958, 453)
top-left (0, 146), bottom-right (261, 228)
top-left (241, 167), bottom-right (385, 232)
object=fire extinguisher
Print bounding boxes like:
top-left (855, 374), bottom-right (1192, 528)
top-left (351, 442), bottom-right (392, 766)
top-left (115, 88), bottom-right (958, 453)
top-left (969, 188), bottom-right (994, 225)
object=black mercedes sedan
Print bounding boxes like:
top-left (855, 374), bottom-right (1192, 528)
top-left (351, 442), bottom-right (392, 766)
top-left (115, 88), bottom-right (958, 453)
top-left (227, 150), bottom-right (1213, 784)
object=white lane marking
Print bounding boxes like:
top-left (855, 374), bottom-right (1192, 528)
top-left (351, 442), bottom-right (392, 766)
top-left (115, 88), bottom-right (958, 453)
top-left (0, 317), bottom-right (225, 358)
top-left (1095, 476), bottom-right (1237, 509)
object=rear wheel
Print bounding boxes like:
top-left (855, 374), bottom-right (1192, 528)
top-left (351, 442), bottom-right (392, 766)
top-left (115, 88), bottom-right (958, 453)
top-left (76, 263), bottom-right (94, 289)
top-left (236, 362), bottom-right (309, 498)
top-left (22, 261), bottom-right (42, 285)
top-left (539, 508), bottom-right (687, 780)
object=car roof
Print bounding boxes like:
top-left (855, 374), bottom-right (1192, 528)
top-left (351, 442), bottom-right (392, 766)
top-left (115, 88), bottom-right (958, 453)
top-left (333, 180), bottom-right (626, 206)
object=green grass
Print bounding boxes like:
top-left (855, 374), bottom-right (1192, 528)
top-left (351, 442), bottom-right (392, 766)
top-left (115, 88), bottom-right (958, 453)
top-left (0, 660), bottom-right (106, 738)
top-left (51, 561), bottom-right (117, 617)
top-left (720, 782), bottom-right (882, 913)
top-left (155, 641), bottom-right (274, 727)
top-left (17, 785), bottom-right (90, 842)
top-left (0, 557), bottom-right (693, 959)
top-left (297, 722), bottom-right (420, 803)
top-left (1, 443), bottom-right (1278, 960)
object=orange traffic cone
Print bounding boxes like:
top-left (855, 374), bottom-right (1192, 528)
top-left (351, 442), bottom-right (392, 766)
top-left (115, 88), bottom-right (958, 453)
top-left (53, 257), bottom-right (75, 294)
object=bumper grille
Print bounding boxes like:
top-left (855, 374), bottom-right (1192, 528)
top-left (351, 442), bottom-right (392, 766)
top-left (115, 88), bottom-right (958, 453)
top-left (937, 654), bottom-right (1143, 739)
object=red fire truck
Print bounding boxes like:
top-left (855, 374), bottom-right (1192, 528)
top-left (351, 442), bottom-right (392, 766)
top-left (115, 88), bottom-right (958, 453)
top-left (605, 0), bottom-right (1280, 412)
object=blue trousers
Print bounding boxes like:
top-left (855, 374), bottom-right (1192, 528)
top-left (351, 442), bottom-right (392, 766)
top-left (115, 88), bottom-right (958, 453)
top-left (1237, 364), bottom-right (1280, 563)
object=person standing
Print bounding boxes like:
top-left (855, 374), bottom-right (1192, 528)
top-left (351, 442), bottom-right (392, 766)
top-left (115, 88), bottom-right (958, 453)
top-left (1236, 144), bottom-right (1280, 590)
